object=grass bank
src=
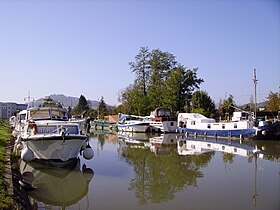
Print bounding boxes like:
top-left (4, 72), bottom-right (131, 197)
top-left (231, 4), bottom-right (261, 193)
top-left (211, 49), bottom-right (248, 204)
top-left (0, 120), bottom-right (14, 209)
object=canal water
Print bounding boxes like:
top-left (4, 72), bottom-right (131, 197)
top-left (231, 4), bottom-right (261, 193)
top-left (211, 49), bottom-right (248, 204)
top-left (21, 132), bottom-right (279, 210)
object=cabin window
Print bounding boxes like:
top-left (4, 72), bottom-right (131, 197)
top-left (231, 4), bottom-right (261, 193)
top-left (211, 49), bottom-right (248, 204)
top-left (64, 125), bottom-right (79, 134)
top-left (37, 126), bottom-right (57, 134)
top-left (222, 124), bottom-right (225, 129)
top-left (191, 121), bottom-right (196, 125)
top-left (234, 123), bottom-right (237, 128)
top-left (207, 124), bottom-right (211, 129)
top-left (170, 122), bottom-right (174, 126)
top-left (207, 144), bottom-right (211, 148)
top-left (222, 146), bottom-right (225, 150)
top-left (234, 148), bottom-right (237, 153)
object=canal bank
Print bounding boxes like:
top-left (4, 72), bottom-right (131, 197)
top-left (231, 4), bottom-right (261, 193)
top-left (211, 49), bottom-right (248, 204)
top-left (0, 121), bottom-right (31, 210)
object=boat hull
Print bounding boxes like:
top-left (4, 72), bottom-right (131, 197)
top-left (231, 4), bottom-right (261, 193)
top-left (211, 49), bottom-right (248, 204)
top-left (148, 121), bottom-right (177, 133)
top-left (21, 136), bottom-right (87, 162)
top-left (177, 127), bottom-right (256, 138)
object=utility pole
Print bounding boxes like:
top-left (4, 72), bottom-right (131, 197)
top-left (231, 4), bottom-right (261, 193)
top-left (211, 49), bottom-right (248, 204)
top-left (253, 69), bottom-right (258, 121)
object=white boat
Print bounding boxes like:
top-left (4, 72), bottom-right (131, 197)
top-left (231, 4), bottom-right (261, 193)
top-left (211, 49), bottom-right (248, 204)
top-left (12, 109), bottom-right (28, 138)
top-left (145, 108), bottom-right (177, 133)
top-left (15, 106), bottom-right (92, 165)
top-left (177, 111), bottom-right (256, 138)
top-left (117, 114), bottom-right (150, 132)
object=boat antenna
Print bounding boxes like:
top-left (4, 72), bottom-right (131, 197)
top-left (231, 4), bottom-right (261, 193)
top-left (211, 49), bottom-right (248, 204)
top-left (253, 69), bottom-right (258, 121)
top-left (24, 91), bottom-right (34, 108)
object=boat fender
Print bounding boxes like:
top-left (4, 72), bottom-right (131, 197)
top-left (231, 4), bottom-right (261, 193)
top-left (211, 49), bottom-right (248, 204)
top-left (83, 144), bottom-right (94, 160)
top-left (21, 146), bottom-right (34, 163)
top-left (261, 130), bottom-right (266, 136)
top-left (194, 132), bottom-right (197, 138)
top-left (28, 120), bottom-right (37, 135)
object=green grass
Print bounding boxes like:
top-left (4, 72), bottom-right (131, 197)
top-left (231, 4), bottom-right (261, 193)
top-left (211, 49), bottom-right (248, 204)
top-left (0, 121), bottom-right (14, 209)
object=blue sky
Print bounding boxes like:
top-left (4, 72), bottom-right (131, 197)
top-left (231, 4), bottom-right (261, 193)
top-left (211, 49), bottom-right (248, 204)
top-left (0, 0), bottom-right (279, 106)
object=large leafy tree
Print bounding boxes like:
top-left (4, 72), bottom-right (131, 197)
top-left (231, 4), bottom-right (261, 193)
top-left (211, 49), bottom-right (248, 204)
top-left (73, 95), bottom-right (89, 116)
top-left (148, 49), bottom-right (177, 110)
top-left (118, 47), bottom-right (204, 115)
top-left (162, 65), bottom-right (204, 113)
top-left (191, 90), bottom-right (216, 118)
top-left (129, 46), bottom-right (151, 96)
top-left (266, 90), bottom-right (280, 111)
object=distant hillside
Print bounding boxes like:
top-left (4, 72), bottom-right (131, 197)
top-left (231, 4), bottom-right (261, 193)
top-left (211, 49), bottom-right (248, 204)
top-left (239, 101), bottom-right (267, 110)
top-left (36, 94), bottom-right (100, 109)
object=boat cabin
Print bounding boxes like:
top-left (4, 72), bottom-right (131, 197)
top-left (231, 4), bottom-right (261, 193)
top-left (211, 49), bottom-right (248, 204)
top-left (27, 107), bottom-right (68, 121)
top-left (231, 112), bottom-right (253, 122)
top-left (150, 108), bottom-right (177, 122)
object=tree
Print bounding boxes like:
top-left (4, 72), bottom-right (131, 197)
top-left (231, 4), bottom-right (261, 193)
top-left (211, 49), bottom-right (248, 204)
top-left (218, 94), bottom-right (235, 120)
top-left (191, 90), bottom-right (216, 118)
top-left (73, 95), bottom-right (89, 116)
top-left (148, 49), bottom-right (177, 110)
top-left (162, 65), bottom-right (203, 113)
top-left (98, 96), bottom-right (107, 119)
top-left (129, 46), bottom-right (151, 96)
top-left (182, 68), bottom-right (204, 112)
top-left (118, 85), bottom-right (150, 116)
top-left (266, 91), bottom-right (280, 111)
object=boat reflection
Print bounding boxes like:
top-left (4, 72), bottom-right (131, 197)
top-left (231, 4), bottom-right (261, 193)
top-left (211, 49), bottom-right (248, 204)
top-left (19, 158), bottom-right (94, 209)
top-left (177, 135), bottom-right (262, 158)
top-left (118, 132), bottom-right (177, 155)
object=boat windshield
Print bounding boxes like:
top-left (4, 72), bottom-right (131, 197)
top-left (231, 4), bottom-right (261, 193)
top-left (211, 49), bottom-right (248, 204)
top-left (157, 108), bottom-right (171, 117)
top-left (29, 108), bottom-right (67, 120)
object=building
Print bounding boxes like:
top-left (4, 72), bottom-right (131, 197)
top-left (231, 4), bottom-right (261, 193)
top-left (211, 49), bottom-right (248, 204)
top-left (0, 102), bottom-right (27, 120)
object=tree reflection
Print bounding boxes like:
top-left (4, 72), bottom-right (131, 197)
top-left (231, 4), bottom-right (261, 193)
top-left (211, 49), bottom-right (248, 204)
top-left (222, 153), bottom-right (235, 164)
top-left (120, 146), bottom-right (214, 204)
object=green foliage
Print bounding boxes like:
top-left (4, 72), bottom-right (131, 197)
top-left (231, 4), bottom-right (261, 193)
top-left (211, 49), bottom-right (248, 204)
top-left (148, 49), bottom-right (177, 110)
top-left (118, 47), bottom-right (204, 115)
top-left (122, 146), bottom-right (213, 204)
top-left (72, 95), bottom-right (89, 116)
top-left (118, 85), bottom-right (150, 115)
top-left (98, 96), bottom-right (108, 119)
top-left (266, 91), bottom-right (280, 111)
top-left (183, 68), bottom-right (204, 112)
top-left (218, 94), bottom-right (235, 119)
top-left (129, 46), bottom-right (151, 96)
top-left (191, 91), bottom-right (217, 118)
top-left (0, 121), bottom-right (14, 209)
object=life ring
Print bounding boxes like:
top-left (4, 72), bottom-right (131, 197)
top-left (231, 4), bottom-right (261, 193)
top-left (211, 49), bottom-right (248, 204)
top-left (28, 121), bottom-right (38, 135)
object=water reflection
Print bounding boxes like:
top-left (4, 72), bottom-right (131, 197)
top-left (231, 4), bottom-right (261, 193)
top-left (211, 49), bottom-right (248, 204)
top-left (29, 130), bottom-right (278, 210)
top-left (113, 131), bottom-right (280, 208)
top-left (19, 158), bottom-right (94, 209)
top-left (117, 132), bottom-right (213, 204)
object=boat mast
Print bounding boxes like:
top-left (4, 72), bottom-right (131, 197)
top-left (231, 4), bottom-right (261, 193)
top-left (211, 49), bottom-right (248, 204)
top-left (253, 69), bottom-right (258, 121)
